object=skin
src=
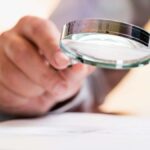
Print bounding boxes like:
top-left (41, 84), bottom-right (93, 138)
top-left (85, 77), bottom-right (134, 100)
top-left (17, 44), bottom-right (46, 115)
top-left (0, 16), bottom-right (95, 117)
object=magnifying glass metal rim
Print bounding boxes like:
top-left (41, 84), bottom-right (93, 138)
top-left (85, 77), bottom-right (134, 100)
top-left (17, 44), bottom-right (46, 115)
top-left (60, 19), bottom-right (150, 69)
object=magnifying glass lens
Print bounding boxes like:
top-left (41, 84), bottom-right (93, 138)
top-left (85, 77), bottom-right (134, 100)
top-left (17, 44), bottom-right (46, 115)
top-left (60, 20), bottom-right (150, 69)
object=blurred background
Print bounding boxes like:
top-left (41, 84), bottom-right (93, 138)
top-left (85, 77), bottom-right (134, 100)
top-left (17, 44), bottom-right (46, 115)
top-left (0, 0), bottom-right (149, 116)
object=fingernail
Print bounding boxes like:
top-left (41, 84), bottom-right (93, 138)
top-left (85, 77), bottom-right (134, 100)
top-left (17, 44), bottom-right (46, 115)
top-left (54, 52), bottom-right (70, 68)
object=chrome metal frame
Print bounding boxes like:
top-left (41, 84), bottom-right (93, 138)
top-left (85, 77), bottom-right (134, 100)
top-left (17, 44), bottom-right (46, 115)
top-left (61, 19), bottom-right (150, 47)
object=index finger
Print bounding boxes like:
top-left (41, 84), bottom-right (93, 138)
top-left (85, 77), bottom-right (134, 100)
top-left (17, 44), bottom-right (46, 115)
top-left (14, 16), bottom-right (70, 69)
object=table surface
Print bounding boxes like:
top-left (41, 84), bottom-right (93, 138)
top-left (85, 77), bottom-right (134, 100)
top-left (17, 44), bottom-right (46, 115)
top-left (0, 113), bottom-right (150, 150)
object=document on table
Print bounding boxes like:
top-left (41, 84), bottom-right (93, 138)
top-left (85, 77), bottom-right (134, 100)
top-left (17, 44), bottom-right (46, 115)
top-left (0, 113), bottom-right (150, 150)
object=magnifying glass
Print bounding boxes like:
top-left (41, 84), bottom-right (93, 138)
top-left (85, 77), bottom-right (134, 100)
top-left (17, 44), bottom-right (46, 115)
top-left (60, 19), bottom-right (150, 69)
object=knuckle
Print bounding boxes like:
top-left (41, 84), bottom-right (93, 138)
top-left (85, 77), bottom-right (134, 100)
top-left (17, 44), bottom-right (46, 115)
top-left (39, 70), bottom-right (53, 89)
top-left (18, 16), bottom-right (33, 26)
top-left (0, 31), bottom-right (9, 40)
top-left (62, 82), bottom-right (69, 93)
top-left (0, 31), bottom-right (12, 47)
top-left (0, 32), bottom-right (30, 65)
top-left (58, 73), bottom-right (70, 88)
top-left (0, 64), bottom-right (17, 90)
top-left (18, 16), bottom-right (48, 35)
top-left (30, 18), bottom-right (48, 36)
top-left (27, 87), bottom-right (44, 98)
top-left (39, 70), bottom-right (67, 93)
top-left (9, 40), bottom-right (29, 63)
top-left (21, 86), bottom-right (43, 98)
top-left (51, 81), bottom-right (68, 96)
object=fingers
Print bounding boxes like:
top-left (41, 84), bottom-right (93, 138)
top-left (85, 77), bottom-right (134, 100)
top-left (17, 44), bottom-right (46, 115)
top-left (60, 63), bottom-right (95, 83)
top-left (0, 82), bottom-right (55, 117)
top-left (0, 51), bottom-right (45, 98)
top-left (54, 63), bottom-right (95, 101)
top-left (0, 81), bottom-right (29, 109)
top-left (0, 16), bottom-right (96, 116)
top-left (1, 31), bottom-right (67, 94)
top-left (14, 16), bottom-right (70, 69)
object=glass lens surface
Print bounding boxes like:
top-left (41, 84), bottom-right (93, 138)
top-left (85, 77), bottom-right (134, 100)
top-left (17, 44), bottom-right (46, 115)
top-left (61, 33), bottom-right (150, 69)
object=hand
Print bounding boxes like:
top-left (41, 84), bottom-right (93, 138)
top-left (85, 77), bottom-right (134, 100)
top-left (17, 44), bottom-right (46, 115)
top-left (0, 16), bottom-right (95, 117)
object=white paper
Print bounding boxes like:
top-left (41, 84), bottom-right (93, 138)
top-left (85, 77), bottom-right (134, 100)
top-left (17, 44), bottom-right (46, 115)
top-left (0, 113), bottom-right (150, 150)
